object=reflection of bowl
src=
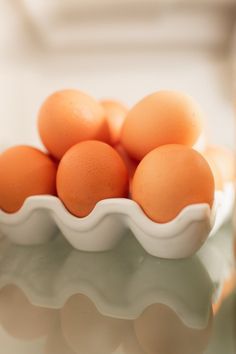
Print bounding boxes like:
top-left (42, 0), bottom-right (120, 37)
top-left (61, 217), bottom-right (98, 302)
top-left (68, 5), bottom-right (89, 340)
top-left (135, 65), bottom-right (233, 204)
top-left (58, 295), bottom-right (212, 354)
top-left (0, 182), bottom-right (233, 258)
top-left (0, 232), bottom-right (223, 329)
top-left (0, 283), bottom-right (214, 354)
top-left (126, 249), bottom-right (213, 329)
top-left (0, 224), bottom-right (233, 354)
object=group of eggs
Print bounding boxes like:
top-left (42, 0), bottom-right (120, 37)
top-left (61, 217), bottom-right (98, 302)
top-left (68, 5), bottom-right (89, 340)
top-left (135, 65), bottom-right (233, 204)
top-left (0, 89), bottom-right (234, 223)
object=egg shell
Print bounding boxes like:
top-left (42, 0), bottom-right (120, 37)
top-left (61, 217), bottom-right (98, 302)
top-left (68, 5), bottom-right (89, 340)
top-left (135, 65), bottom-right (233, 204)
top-left (0, 145), bottom-right (57, 213)
top-left (115, 144), bottom-right (138, 181)
top-left (203, 145), bottom-right (235, 183)
top-left (121, 91), bottom-right (203, 161)
top-left (131, 144), bottom-right (215, 223)
top-left (57, 140), bottom-right (129, 217)
top-left (201, 151), bottom-right (224, 191)
top-left (38, 89), bottom-right (110, 160)
top-left (101, 99), bottom-right (128, 145)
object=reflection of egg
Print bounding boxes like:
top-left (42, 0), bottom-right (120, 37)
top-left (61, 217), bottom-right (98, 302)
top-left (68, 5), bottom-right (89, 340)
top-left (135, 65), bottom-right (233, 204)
top-left (45, 322), bottom-right (75, 354)
top-left (101, 99), bottom-right (128, 145)
top-left (60, 294), bottom-right (126, 354)
top-left (0, 285), bottom-right (57, 340)
top-left (57, 141), bottom-right (129, 217)
top-left (0, 146), bottom-right (57, 213)
top-left (203, 146), bottom-right (235, 183)
top-left (134, 304), bottom-right (212, 354)
top-left (212, 273), bottom-right (236, 314)
top-left (122, 324), bottom-right (145, 354)
top-left (38, 89), bottom-right (110, 160)
top-left (121, 91), bottom-right (203, 161)
top-left (132, 144), bottom-right (215, 223)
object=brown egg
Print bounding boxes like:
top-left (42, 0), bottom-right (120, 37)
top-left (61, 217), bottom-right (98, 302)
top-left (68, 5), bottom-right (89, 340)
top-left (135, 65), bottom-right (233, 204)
top-left (134, 304), bottom-right (212, 354)
top-left (57, 140), bottom-right (129, 217)
top-left (115, 144), bottom-right (138, 181)
top-left (101, 99), bottom-right (128, 145)
top-left (0, 285), bottom-right (57, 340)
top-left (60, 294), bottom-right (126, 354)
top-left (203, 145), bottom-right (235, 183)
top-left (0, 145), bottom-right (57, 213)
top-left (132, 144), bottom-right (215, 223)
top-left (38, 89), bottom-right (110, 160)
top-left (201, 151), bottom-right (224, 191)
top-left (121, 91), bottom-right (203, 161)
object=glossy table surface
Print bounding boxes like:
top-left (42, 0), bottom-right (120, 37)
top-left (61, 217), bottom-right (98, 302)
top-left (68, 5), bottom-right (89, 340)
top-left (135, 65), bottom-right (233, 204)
top-left (0, 223), bottom-right (234, 354)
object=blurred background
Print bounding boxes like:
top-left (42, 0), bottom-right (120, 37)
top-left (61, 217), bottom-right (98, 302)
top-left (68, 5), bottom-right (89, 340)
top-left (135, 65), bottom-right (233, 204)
top-left (0, 2), bottom-right (236, 353)
top-left (0, 0), bottom-right (236, 149)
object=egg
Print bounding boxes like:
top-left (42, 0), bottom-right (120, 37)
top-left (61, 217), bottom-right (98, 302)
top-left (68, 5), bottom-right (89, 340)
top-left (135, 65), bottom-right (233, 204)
top-left (121, 91), bottom-right (203, 161)
top-left (201, 151), bottom-right (224, 190)
top-left (203, 145), bottom-right (235, 183)
top-left (193, 133), bottom-right (206, 153)
top-left (115, 144), bottom-right (138, 181)
top-left (0, 285), bottom-right (57, 340)
top-left (0, 145), bottom-right (57, 213)
top-left (38, 89), bottom-right (110, 160)
top-left (132, 144), bottom-right (215, 223)
top-left (134, 304), bottom-right (212, 354)
top-left (57, 140), bottom-right (129, 217)
top-left (60, 294), bottom-right (126, 354)
top-left (101, 99), bottom-right (128, 145)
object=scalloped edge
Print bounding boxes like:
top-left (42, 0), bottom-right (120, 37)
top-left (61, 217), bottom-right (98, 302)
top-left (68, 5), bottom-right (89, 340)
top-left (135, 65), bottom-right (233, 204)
top-left (0, 184), bottom-right (234, 259)
top-left (0, 222), bottom-right (233, 330)
top-left (0, 234), bottom-right (215, 330)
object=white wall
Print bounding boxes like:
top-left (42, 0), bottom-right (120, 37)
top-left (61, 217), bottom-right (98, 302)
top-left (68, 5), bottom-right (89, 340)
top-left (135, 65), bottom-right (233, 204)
top-left (0, 0), bottom-right (235, 150)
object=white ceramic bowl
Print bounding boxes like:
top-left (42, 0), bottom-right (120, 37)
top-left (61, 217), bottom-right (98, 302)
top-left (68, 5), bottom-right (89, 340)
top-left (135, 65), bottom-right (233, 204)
top-left (0, 183), bottom-right (234, 259)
